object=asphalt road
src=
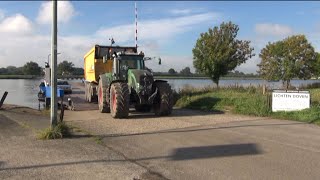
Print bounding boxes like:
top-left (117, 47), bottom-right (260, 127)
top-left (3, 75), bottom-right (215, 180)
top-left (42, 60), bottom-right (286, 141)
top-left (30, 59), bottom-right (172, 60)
top-left (1, 82), bottom-right (319, 180)
top-left (64, 82), bottom-right (320, 180)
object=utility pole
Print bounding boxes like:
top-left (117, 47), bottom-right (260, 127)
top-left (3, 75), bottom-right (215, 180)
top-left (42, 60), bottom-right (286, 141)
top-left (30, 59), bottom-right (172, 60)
top-left (51, 0), bottom-right (58, 128)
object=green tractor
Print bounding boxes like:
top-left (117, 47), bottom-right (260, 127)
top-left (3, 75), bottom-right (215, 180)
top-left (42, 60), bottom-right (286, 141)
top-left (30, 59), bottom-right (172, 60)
top-left (97, 50), bottom-right (173, 118)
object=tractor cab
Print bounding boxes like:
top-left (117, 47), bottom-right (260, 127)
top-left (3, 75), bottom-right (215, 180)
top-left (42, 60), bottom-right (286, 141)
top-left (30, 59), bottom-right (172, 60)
top-left (118, 54), bottom-right (145, 70)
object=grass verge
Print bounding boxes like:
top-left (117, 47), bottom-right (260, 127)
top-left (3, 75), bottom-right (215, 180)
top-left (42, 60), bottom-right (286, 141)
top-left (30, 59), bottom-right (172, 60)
top-left (175, 85), bottom-right (320, 125)
top-left (37, 122), bottom-right (72, 140)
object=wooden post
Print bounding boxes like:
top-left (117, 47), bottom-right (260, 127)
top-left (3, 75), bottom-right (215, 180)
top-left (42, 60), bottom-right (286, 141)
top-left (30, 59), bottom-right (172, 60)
top-left (0, 91), bottom-right (8, 108)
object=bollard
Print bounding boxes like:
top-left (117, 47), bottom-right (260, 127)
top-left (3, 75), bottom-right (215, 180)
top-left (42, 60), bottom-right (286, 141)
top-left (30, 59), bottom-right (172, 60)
top-left (0, 91), bottom-right (8, 108)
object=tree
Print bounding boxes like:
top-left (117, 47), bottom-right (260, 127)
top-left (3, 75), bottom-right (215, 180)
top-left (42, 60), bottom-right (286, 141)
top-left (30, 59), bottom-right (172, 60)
top-left (311, 52), bottom-right (320, 78)
top-left (258, 35), bottom-right (317, 89)
top-left (72, 67), bottom-right (84, 75)
top-left (6, 66), bottom-right (23, 75)
top-left (58, 60), bottom-right (74, 75)
top-left (180, 67), bottom-right (192, 76)
top-left (193, 21), bottom-right (254, 86)
top-left (22, 61), bottom-right (42, 75)
top-left (168, 68), bottom-right (177, 75)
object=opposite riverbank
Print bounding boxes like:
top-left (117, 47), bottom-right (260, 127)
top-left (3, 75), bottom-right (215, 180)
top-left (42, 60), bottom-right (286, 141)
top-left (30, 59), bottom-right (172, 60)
top-left (0, 75), bottom-right (40, 79)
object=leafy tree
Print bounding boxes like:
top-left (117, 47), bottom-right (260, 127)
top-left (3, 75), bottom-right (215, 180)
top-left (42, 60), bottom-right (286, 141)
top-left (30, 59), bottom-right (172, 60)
top-left (258, 35), bottom-right (317, 89)
top-left (311, 53), bottom-right (320, 78)
top-left (5, 66), bottom-right (23, 75)
top-left (22, 61), bottom-right (42, 75)
top-left (180, 67), bottom-right (192, 76)
top-left (0, 68), bottom-right (7, 74)
top-left (72, 67), bottom-right (84, 75)
top-left (58, 60), bottom-right (74, 75)
top-left (168, 68), bottom-right (177, 74)
top-left (193, 21), bottom-right (254, 86)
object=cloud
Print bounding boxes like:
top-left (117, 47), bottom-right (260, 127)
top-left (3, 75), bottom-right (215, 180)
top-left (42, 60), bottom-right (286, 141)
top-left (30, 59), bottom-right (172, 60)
top-left (96, 12), bottom-right (219, 44)
top-left (0, 14), bottom-right (33, 35)
top-left (36, 1), bottom-right (76, 24)
top-left (0, 7), bottom-right (219, 73)
top-left (255, 23), bottom-right (293, 37)
top-left (170, 9), bottom-right (192, 15)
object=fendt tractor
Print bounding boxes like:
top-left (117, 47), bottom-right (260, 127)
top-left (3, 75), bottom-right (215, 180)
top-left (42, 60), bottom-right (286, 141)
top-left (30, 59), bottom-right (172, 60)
top-left (84, 45), bottom-right (173, 118)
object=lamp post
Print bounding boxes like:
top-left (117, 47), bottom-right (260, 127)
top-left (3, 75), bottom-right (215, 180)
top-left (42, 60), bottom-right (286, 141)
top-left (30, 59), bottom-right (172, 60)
top-left (51, 0), bottom-right (58, 128)
top-left (48, 52), bottom-right (61, 65)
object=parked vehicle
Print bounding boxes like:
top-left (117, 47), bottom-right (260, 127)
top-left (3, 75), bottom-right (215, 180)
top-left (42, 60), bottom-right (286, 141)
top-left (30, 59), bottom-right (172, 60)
top-left (57, 80), bottom-right (72, 94)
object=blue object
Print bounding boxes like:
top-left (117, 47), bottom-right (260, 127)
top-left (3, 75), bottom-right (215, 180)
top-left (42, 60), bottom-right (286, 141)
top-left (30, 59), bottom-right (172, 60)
top-left (45, 86), bottom-right (64, 98)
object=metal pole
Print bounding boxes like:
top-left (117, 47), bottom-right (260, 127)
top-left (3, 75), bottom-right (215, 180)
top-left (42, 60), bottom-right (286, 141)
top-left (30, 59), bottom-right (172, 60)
top-left (48, 53), bottom-right (61, 65)
top-left (135, 2), bottom-right (138, 51)
top-left (51, 0), bottom-right (58, 127)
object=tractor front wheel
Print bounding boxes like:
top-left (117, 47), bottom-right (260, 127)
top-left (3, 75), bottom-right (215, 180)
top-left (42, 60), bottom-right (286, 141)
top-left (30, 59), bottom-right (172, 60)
top-left (153, 82), bottom-right (173, 116)
top-left (110, 82), bottom-right (129, 118)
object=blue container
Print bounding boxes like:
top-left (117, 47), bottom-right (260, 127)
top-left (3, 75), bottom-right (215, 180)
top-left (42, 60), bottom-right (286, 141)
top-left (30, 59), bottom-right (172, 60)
top-left (45, 86), bottom-right (64, 98)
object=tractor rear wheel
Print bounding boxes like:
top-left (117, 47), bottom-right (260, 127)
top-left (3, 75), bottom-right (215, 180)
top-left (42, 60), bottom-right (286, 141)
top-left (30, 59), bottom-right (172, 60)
top-left (153, 82), bottom-right (173, 116)
top-left (110, 82), bottom-right (129, 118)
top-left (98, 78), bottom-right (110, 113)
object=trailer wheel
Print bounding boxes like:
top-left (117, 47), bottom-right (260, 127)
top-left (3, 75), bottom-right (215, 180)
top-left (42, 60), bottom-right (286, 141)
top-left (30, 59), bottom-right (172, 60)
top-left (153, 82), bottom-right (173, 116)
top-left (88, 86), bottom-right (92, 103)
top-left (98, 78), bottom-right (110, 113)
top-left (110, 82), bottom-right (129, 118)
top-left (84, 82), bottom-right (88, 102)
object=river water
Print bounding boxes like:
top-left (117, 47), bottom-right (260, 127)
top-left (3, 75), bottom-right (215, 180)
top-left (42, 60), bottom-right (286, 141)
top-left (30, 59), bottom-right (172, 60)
top-left (1, 78), bottom-right (320, 109)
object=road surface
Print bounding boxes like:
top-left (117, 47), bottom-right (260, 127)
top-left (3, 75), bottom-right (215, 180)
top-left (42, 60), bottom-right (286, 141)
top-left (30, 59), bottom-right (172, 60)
top-left (0, 82), bottom-right (319, 180)
top-left (64, 82), bottom-right (320, 180)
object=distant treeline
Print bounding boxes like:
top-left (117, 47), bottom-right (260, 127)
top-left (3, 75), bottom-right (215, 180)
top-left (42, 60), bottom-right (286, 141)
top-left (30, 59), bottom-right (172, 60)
top-left (0, 61), bottom-right (84, 76)
top-left (154, 67), bottom-right (259, 78)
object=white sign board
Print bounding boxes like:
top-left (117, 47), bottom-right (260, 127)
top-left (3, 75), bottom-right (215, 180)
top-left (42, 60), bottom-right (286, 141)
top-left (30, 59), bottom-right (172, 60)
top-left (272, 91), bottom-right (310, 112)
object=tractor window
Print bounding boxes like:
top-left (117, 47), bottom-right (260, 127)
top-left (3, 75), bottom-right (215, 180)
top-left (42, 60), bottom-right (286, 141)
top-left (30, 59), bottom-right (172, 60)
top-left (120, 55), bottom-right (144, 70)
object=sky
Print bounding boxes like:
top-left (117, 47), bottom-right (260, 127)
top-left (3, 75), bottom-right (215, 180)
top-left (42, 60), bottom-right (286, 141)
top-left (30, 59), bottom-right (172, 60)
top-left (0, 1), bottom-right (319, 73)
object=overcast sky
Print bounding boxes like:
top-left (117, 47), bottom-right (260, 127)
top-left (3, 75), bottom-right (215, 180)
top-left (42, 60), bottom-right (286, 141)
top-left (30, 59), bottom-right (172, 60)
top-left (0, 1), bottom-right (319, 73)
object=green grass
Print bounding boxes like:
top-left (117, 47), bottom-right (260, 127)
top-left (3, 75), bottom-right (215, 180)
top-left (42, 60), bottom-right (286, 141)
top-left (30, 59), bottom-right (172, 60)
top-left (37, 122), bottom-right (72, 140)
top-left (175, 86), bottom-right (320, 125)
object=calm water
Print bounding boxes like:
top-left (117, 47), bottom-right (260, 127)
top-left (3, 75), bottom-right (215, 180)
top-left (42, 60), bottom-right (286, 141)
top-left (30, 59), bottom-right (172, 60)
top-left (1, 78), bottom-right (320, 109)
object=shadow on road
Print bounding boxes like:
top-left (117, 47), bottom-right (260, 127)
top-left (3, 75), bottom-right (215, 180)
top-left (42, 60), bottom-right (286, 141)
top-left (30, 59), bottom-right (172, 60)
top-left (127, 108), bottom-right (224, 120)
top-left (171, 143), bottom-right (261, 160)
top-left (0, 143), bottom-right (262, 171)
top-left (0, 161), bottom-right (4, 168)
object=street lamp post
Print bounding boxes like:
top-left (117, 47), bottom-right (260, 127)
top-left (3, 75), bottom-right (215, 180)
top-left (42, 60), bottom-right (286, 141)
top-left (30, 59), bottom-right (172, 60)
top-left (48, 52), bottom-right (61, 65)
top-left (51, 0), bottom-right (58, 128)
